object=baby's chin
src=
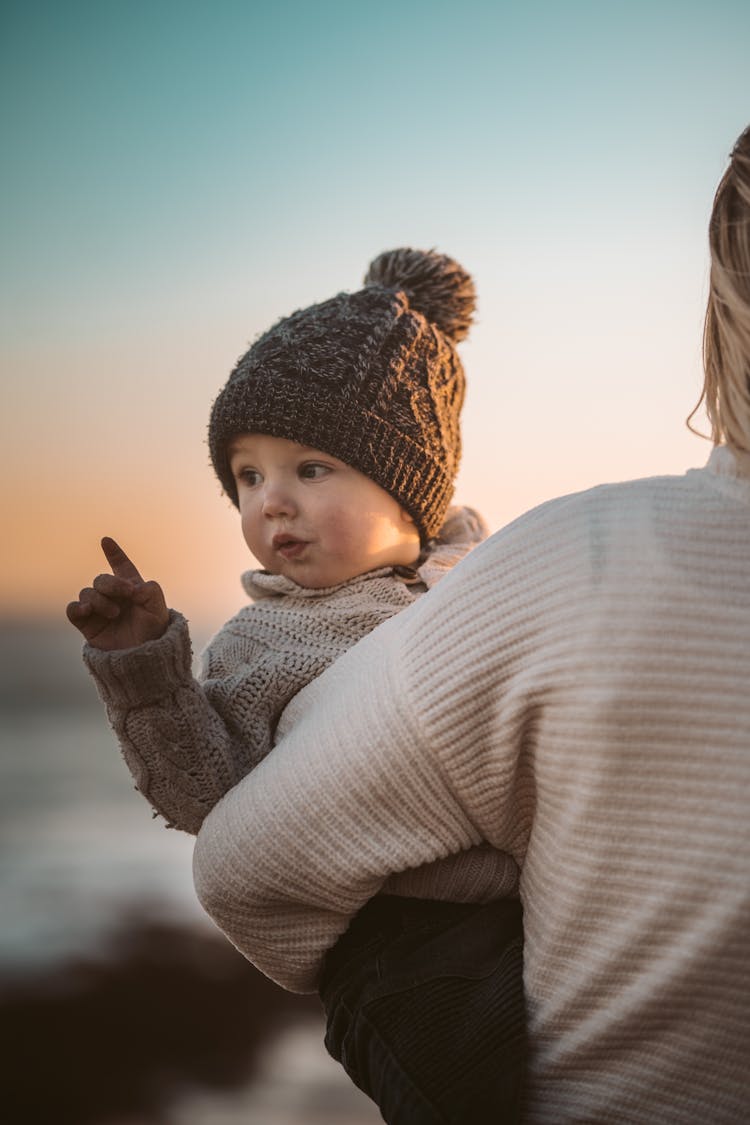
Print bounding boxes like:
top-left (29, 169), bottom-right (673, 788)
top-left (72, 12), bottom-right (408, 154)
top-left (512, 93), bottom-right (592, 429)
top-left (266, 543), bottom-right (420, 589)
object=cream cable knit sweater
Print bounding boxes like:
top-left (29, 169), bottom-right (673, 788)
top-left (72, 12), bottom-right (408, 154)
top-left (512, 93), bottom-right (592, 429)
top-left (83, 507), bottom-right (517, 900)
top-left (194, 448), bottom-right (750, 1124)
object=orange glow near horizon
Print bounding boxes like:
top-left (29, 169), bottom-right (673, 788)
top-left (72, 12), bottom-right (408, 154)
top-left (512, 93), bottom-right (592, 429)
top-left (3, 306), bottom-right (711, 635)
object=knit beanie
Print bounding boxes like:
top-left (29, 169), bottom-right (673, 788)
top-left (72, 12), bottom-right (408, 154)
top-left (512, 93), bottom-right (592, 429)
top-left (208, 247), bottom-right (476, 542)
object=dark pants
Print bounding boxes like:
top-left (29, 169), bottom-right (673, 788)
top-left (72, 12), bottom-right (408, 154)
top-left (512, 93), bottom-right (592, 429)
top-left (320, 895), bottom-right (526, 1125)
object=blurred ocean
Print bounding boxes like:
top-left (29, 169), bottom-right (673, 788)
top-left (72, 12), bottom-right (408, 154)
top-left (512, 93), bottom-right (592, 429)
top-left (0, 619), bottom-right (202, 967)
top-left (0, 620), bottom-right (380, 1124)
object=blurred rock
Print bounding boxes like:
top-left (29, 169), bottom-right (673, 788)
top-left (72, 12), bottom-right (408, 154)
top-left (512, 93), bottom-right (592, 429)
top-left (1, 916), bottom-right (318, 1125)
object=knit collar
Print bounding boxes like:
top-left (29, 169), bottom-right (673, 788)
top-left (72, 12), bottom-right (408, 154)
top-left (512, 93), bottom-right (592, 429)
top-left (241, 566), bottom-right (400, 601)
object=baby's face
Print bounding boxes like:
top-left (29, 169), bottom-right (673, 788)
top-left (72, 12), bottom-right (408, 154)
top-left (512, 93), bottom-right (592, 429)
top-left (228, 433), bottom-right (420, 588)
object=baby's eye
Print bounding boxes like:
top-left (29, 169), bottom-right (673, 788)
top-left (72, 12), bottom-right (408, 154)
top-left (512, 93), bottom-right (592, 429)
top-left (238, 468), bottom-right (262, 488)
top-left (299, 462), bottom-right (332, 481)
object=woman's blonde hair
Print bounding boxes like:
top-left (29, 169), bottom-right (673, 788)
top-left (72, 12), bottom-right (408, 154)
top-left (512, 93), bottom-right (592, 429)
top-left (689, 126), bottom-right (750, 451)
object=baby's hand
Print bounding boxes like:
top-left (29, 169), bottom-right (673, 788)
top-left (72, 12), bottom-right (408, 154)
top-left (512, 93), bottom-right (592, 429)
top-left (66, 538), bottom-right (170, 651)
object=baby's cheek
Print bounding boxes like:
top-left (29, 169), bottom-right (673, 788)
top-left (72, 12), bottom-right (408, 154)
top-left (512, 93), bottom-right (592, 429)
top-left (323, 511), bottom-right (364, 550)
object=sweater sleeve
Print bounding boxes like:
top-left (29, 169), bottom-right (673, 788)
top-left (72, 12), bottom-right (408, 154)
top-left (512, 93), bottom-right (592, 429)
top-left (83, 610), bottom-right (283, 835)
top-left (193, 525), bottom-right (542, 992)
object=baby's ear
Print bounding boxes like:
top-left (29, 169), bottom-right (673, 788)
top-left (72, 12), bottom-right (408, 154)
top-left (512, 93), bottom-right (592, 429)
top-left (400, 508), bottom-right (416, 525)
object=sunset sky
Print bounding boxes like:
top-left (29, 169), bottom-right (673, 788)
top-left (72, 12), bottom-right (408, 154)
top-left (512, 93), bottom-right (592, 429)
top-left (3, 1), bottom-right (749, 640)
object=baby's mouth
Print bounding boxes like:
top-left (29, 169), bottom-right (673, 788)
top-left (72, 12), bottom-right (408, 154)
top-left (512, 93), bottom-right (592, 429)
top-left (272, 534), bottom-right (308, 560)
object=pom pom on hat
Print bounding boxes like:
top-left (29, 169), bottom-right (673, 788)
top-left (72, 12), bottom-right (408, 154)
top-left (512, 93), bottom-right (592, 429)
top-left (364, 248), bottom-right (476, 342)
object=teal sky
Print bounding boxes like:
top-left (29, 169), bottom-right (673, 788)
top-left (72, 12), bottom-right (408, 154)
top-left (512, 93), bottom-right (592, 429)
top-left (5, 1), bottom-right (749, 324)
top-left (3, 0), bottom-right (750, 624)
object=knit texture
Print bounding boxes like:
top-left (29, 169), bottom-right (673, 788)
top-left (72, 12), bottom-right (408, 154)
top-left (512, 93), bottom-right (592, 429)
top-left (208, 248), bottom-right (475, 541)
top-left (83, 507), bottom-right (516, 902)
top-left (194, 447), bottom-right (750, 1123)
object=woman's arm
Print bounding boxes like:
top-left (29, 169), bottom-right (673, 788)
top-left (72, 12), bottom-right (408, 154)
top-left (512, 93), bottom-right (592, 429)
top-left (193, 524), bottom-right (540, 992)
top-left (193, 615), bottom-right (482, 991)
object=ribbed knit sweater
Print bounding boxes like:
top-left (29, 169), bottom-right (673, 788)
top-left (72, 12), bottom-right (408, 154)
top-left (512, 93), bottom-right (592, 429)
top-left (194, 447), bottom-right (750, 1124)
top-left (83, 507), bottom-right (516, 900)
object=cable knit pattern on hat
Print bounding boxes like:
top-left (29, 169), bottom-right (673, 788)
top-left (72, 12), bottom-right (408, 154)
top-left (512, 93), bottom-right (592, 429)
top-left (208, 249), bottom-right (475, 541)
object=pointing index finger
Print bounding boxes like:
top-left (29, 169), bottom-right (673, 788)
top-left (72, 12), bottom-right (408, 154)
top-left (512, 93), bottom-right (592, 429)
top-left (101, 537), bottom-right (144, 582)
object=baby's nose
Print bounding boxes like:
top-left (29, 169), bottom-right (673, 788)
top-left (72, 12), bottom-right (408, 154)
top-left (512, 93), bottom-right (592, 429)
top-left (261, 484), bottom-right (296, 517)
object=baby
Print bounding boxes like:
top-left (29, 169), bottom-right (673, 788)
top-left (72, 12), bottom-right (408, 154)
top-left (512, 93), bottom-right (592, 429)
top-left (68, 248), bottom-right (524, 1123)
